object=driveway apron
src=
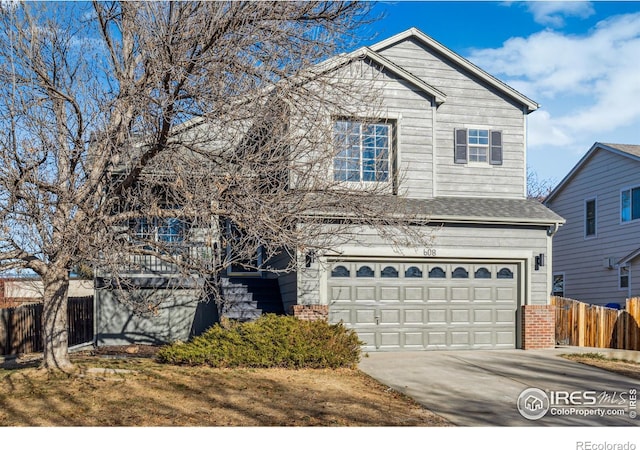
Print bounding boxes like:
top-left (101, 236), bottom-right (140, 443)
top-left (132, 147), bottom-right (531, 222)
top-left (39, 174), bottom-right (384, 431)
top-left (358, 349), bottom-right (639, 426)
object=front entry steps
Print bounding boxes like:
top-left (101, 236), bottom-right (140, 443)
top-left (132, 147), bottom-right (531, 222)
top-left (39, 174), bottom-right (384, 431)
top-left (219, 277), bottom-right (284, 322)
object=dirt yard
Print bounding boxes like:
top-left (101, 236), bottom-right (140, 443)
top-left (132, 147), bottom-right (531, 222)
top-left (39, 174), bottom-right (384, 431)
top-left (0, 347), bottom-right (450, 427)
top-left (563, 353), bottom-right (640, 381)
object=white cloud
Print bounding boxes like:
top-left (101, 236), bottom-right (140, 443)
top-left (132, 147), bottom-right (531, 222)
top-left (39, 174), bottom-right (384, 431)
top-left (468, 12), bottom-right (640, 154)
top-left (524, 1), bottom-right (595, 27)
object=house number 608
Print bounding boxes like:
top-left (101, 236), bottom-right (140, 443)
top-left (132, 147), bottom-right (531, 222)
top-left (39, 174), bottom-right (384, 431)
top-left (423, 248), bottom-right (437, 257)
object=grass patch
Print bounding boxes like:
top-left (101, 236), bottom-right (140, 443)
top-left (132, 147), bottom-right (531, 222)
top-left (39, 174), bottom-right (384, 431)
top-left (157, 314), bottom-right (362, 369)
top-left (0, 354), bottom-right (450, 426)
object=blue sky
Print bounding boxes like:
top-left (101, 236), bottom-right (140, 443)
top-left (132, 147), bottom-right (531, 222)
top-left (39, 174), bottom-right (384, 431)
top-left (354, 1), bottom-right (640, 185)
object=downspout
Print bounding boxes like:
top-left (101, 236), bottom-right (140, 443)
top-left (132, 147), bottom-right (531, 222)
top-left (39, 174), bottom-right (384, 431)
top-left (546, 222), bottom-right (562, 303)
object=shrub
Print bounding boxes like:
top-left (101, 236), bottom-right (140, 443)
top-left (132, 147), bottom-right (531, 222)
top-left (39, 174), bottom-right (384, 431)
top-left (156, 314), bottom-right (363, 369)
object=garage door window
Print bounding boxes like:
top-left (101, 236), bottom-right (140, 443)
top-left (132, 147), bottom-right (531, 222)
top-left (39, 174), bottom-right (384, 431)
top-left (331, 266), bottom-right (350, 277)
top-left (452, 267), bottom-right (469, 278)
top-left (381, 266), bottom-right (399, 278)
top-left (405, 266), bottom-right (423, 278)
top-left (497, 268), bottom-right (514, 279)
top-left (356, 266), bottom-right (374, 277)
top-left (428, 267), bottom-right (446, 278)
top-left (474, 267), bottom-right (491, 279)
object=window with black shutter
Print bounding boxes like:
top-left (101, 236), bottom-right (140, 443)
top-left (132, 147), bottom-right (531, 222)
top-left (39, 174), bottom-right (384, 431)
top-left (454, 128), bottom-right (503, 165)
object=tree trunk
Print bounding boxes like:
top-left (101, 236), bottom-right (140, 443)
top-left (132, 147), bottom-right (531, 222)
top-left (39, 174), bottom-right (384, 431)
top-left (41, 268), bottom-right (73, 370)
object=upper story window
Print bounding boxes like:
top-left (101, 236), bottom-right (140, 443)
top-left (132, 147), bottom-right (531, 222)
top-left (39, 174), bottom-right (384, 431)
top-left (468, 129), bottom-right (489, 162)
top-left (585, 198), bottom-right (596, 237)
top-left (454, 128), bottom-right (502, 165)
top-left (621, 186), bottom-right (640, 222)
top-left (333, 120), bottom-right (390, 182)
top-left (132, 217), bottom-right (187, 243)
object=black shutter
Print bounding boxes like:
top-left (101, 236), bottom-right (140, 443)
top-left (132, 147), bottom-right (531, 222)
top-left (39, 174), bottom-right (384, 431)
top-left (490, 130), bottom-right (503, 165)
top-left (454, 128), bottom-right (468, 164)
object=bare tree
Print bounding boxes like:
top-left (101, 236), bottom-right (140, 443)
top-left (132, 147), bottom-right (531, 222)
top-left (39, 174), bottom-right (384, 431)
top-left (0, 1), bottom-right (424, 370)
top-left (527, 166), bottom-right (556, 202)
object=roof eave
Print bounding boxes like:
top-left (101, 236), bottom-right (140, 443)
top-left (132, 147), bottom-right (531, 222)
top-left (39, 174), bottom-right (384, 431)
top-left (545, 142), bottom-right (640, 203)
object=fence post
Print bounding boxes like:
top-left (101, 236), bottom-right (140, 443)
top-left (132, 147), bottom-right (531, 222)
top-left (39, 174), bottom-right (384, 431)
top-left (0, 308), bottom-right (8, 355)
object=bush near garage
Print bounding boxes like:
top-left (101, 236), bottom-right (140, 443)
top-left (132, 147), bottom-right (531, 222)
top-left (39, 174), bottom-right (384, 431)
top-left (156, 314), bottom-right (363, 368)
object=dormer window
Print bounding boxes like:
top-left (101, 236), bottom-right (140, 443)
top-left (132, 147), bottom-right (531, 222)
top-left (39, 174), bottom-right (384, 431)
top-left (333, 120), bottom-right (390, 182)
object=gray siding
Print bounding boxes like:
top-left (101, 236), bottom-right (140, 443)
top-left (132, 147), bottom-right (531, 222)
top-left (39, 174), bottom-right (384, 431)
top-left (377, 37), bottom-right (526, 199)
top-left (298, 223), bottom-right (551, 307)
top-left (546, 150), bottom-right (640, 305)
top-left (96, 286), bottom-right (211, 345)
top-left (327, 59), bottom-right (436, 199)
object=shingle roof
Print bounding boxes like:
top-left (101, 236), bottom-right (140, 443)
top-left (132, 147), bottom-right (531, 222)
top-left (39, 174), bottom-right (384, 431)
top-left (599, 143), bottom-right (640, 158)
top-left (400, 197), bottom-right (565, 225)
top-left (308, 195), bottom-right (564, 225)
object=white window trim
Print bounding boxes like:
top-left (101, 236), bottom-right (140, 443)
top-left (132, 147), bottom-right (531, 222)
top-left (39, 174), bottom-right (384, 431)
top-left (618, 264), bottom-right (630, 293)
top-left (584, 197), bottom-right (597, 239)
top-left (467, 127), bottom-right (490, 165)
top-left (620, 185), bottom-right (640, 224)
top-left (332, 119), bottom-right (394, 185)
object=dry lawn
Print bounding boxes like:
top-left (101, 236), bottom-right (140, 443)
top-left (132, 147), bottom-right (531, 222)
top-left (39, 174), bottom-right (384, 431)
top-left (563, 353), bottom-right (640, 381)
top-left (0, 352), bottom-right (450, 427)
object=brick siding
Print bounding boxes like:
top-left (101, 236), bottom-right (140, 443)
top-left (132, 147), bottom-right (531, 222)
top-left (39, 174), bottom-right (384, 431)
top-left (522, 304), bottom-right (555, 350)
top-left (292, 305), bottom-right (328, 321)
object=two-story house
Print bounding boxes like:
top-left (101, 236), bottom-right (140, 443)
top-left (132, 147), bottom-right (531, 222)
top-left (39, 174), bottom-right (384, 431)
top-left (96, 28), bottom-right (564, 351)
top-left (544, 142), bottom-right (640, 307)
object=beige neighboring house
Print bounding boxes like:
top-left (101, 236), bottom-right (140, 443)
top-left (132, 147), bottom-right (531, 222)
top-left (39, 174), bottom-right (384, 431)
top-left (545, 142), bottom-right (640, 307)
top-left (0, 278), bottom-right (94, 305)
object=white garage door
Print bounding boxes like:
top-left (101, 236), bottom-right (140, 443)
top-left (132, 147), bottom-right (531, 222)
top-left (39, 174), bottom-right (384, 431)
top-left (328, 260), bottom-right (519, 351)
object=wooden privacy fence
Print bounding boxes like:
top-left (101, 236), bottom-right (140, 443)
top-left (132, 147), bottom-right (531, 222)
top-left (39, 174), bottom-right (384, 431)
top-left (0, 296), bottom-right (94, 356)
top-left (552, 296), bottom-right (640, 350)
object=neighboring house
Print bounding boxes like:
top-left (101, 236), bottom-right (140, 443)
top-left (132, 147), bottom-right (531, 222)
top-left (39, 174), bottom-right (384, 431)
top-left (97, 27), bottom-right (564, 351)
top-left (544, 142), bottom-right (640, 307)
top-left (0, 277), bottom-right (94, 308)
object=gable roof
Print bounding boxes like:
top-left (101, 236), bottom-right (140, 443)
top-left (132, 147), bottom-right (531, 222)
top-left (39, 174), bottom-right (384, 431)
top-left (370, 27), bottom-right (540, 114)
top-left (545, 142), bottom-right (640, 203)
top-left (316, 46), bottom-right (447, 105)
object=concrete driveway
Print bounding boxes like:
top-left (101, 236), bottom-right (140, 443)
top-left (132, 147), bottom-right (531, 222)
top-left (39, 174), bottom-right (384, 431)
top-left (358, 348), bottom-right (639, 426)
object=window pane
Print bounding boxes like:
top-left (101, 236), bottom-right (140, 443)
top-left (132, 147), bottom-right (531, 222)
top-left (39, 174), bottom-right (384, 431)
top-left (469, 147), bottom-right (487, 162)
top-left (331, 265), bottom-right (350, 277)
top-left (552, 274), bottom-right (564, 297)
top-left (633, 188), bottom-right (640, 220)
top-left (620, 266), bottom-right (629, 288)
top-left (497, 268), bottom-right (514, 279)
top-left (452, 267), bottom-right (469, 278)
top-left (405, 266), bottom-right (423, 278)
top-left (381, 266), bottom-right (399, 278)
top-left (585, 200), bottom-right (596, 236)
top-left (356, 266), bottom-right (374, 277)
top-left (428, 267), bottom-right (446, 278)
top-left (333, 120), bottom-right (390, 183)
top-left (622, 190), bottom-right (631, 222)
